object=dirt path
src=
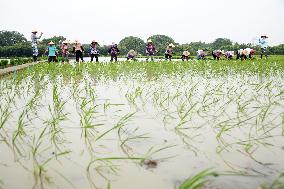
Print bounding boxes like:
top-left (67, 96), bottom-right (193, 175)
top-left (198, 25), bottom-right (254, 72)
top-left (0, 61), bottom-right (44, 76)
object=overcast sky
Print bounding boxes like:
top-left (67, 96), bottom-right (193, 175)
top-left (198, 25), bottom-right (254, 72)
top-left (1, 0), bottom-right (283, 46)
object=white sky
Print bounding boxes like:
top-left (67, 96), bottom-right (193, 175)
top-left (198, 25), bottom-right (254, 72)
top-left (1, 0), bottom-right (284, 46)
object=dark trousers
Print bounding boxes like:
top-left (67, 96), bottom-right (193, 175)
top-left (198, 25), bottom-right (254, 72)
top-left (110, 54), bottom-right (117, 62)
top-left (33, 56), bottom-right (37, 62)
top-left (48, 56), bottom-right (57, 63)
top-left (75, 51), bottom-right (84, 62)
top-left (260, 48), bottom-right (268, 59)
top-left (91, 54), bottom-right (99, 62)
top-left (181, 55), bottom-right (189, 61)
top-left (165, 54), bottom-right (172, 61)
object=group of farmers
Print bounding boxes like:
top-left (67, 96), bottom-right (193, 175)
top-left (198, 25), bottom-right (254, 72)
top-left (31, 30), bottom-right (269, 63)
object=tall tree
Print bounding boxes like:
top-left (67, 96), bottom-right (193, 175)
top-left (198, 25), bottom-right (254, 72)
top-left (211, 38), bottom-right (233, 49)
top-left (0, 30), bottom-right (27, 46)
top-left (119, 36), bottom-right (145, 55)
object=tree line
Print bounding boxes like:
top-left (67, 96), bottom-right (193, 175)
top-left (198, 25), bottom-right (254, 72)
top-left (0, 30), bottom-right (284, 57)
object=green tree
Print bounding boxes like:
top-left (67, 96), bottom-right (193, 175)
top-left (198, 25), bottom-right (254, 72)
top-left (211, 38), bottom-right (233, 49)
top-left (119, 36), bottom-right (145, 55)
top-left (147, 35), bottom-right (175, 55)
top-left (0, 30), bottom-right (27, 46)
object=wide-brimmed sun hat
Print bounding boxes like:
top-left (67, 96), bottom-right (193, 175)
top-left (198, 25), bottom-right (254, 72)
top-left (92, 40), bottom-right (97, 43)
top-left (169, 43), bottom-right (175, 47)
top-left (48, 41), bottom-right (55, 45)
top-left (261, 35), bottom-right (268, 38)
top-left (62, 40), bottom-right (68, 44)
top-left (31, 29), bottom-right (38, 33)
top-left (147, 39), bottom-right (153, 43)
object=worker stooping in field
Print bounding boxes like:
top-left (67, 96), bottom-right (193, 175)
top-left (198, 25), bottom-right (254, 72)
top-left (212, 50), bottom-right (224, 60)
top-left (181, 50), bottom-right (190, 61)
top-left (60, 40), bottom-right (70, 63)
top-left (90, 40), bottom-right (99, 62)
top-left (73, 40), bottom-right (84, 62)
top-left (259, 35), bottom-right (268, 59)
top-left (108, 43), bottom-right (120, 62)
top-left (31, 29), bottom-right (43, 62)
top-left (236, 48), bottom-right (255, 60)
top-left (146, 39), bottom-right (156, 62)
top-left (46, 41), bottom-right (58, 63)
top-left (224, 51), bottom-right (234, 60)
top-left (197, 49), bottom-right (207, 60)
top-left (127, 49), bottom-right (137, 61)
top-left (165, 43), bottom-right (175, 61)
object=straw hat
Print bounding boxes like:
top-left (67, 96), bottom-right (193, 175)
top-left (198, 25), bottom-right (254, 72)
top-left (169, 43), bottom-right (175, 47)
top-left (147, 39), bottom-right (153, 43)
top-left (62, 40), bottom-right (68, 44)
top-left (31, 29), bottom-right (38, 33)
top-left (261, 35), bottom-right (268, 38)
top-left (92, 40), bottom-right (97, 44)
top-left (48, 41), bottom-right (55, 45)
top-left (74, 40), bottom-right (79, 43)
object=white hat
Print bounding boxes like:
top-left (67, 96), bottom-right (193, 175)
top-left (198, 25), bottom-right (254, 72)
top-left (147, 39), bottom-right (153, 43)
top-left (169, 43), bottom-right (175, 47)
top-left (48, 41), bottom-right (55, 45)
top-left (31, 29), bottom-right (38, 33)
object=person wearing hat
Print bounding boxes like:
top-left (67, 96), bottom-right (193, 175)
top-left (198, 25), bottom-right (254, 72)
top-left (89, 40), bottom-right (99, 62)
top-left (127, 49), bottom-right (137, 61)
top-left (224, 51), bottom-right (234, 60)
top-left (72, 40), bottom-right (84, 62)
top-left (181, 50), bottom-right (190, 61)
top-left (46, 41), bottom-right (58, 63)
top-left (31, 29), bottom-right (43, 62)
top-left (108, 43), bottom-right (120, 62)
top-left (197, 49), bottom-right (206, 60)
top-left (60, 40), bottom-right (70, 63)
top-left (259, 35), bottom-right (268, 59)
top-left (165, 43), bottom-right (175, 61)
top-left (212, 50), bottom-right (223, 60)
top-left (146, 39), bottom-right (156, 61)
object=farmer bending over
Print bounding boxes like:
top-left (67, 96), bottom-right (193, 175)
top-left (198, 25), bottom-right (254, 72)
top-left (181, 50), bottom-right (190, 61)
top-left (146, 39), bottom-right (156, 62)
top-left (108, 43), bottom-right (120, 62)
top-left (90, 40), bottom-right (99, 62)
top-left (127, 49), bottom-right (137, 61)
top-left (212, 50), bottom-right (223, 60)
top-left (165, 43), bottom-right (175, 61)
top-left (197, 49), bottom-right (206, 60)
top-left (73, 40), bottom-right (84, 62)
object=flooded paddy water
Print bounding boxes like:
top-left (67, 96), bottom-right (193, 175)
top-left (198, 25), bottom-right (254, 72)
top-left (0, 59), bottom-right (284, 189)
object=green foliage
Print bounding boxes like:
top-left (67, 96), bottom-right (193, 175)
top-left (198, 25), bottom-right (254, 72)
top-left (0, 30), bottom-right (27, 46)
top-left (211, 38), bottom-right (233, 49)
top-left (119, 36), bottom-right (145, 55)
top-left (0, 60), bottom-right (9, 68)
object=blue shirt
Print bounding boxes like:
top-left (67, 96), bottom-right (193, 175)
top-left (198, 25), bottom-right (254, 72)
top-left (48, 46), bottom-right (57, 56)
top-left (259, 38), bottom-right (268, 48)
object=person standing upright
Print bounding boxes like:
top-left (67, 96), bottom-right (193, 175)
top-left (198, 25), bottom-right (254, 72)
top-left (31, 29), bottom-right (43, 62)
top-left (259, 35), bottom-right (268, 59)
top-left (108, 43), bottom-right (120, 62)
top-left (90, 40), bottom-right (99, 62)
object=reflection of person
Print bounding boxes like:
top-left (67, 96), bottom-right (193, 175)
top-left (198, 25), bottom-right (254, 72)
top-left (60, 40), bottom-right (69, 63)
top-left (46, 41), bottom-right (57, 63)
top-left (181, 50), bottom-right (190, 61)
top-left (108, 43), bottom-right (120, 62)
top-left (146, 39), bottom-right (156, 61)
top-left (31, 29), bottom-right (43, 62)
top-left (127, 49), bottom-right (137, 61)
top-left (90, 40), bottom-right (99, 62)
top-left (259, 35), bottom-right (268, 59)
top-left (73, 40), bottom-right (84, 62)
top-left (165, 43), bottom-right (175, 61)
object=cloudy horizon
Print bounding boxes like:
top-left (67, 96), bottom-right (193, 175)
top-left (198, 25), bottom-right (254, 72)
top-left (1, 0), bottom-right (284, 46)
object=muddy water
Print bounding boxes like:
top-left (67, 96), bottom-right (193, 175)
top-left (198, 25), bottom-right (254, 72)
top-left (0, 73), bottom-right (283, 189)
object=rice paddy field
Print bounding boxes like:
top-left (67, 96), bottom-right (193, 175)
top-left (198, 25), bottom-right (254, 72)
top-left (0, 56), bottom-right (284, 189)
